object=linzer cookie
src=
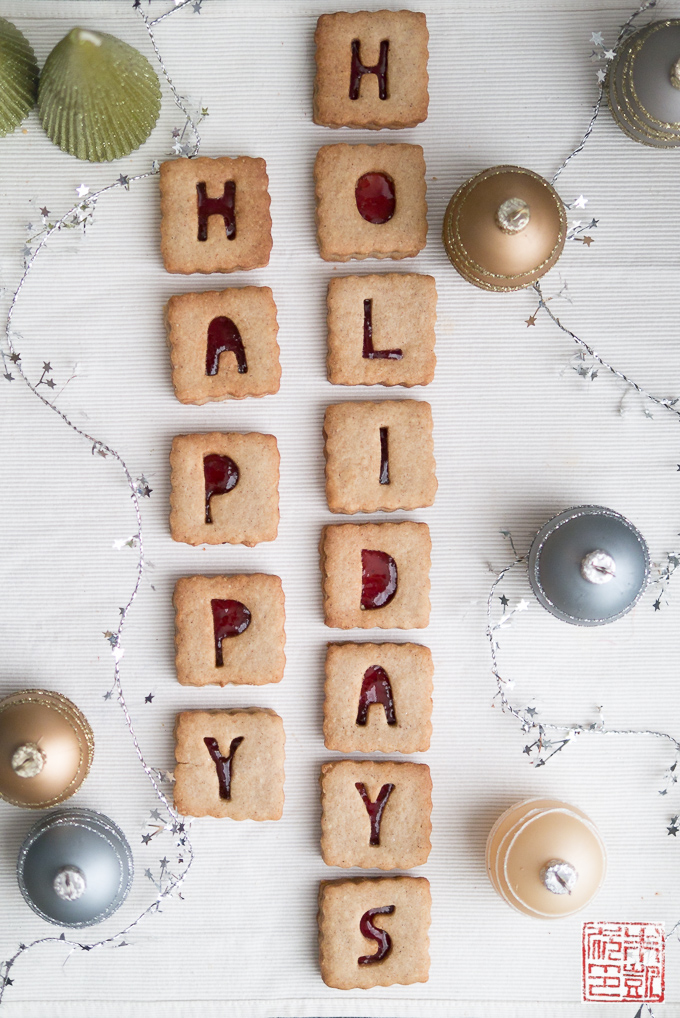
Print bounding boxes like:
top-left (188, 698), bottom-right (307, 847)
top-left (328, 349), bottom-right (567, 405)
top-left (173, 574), bottom-right (286, 686)
top-left (314, 144), bottom-right (427, 261)
top-left (327, 273), bottom-right (437, 387)
top-left (165, 287), bottom-right (281, 404)
top-left (320, 759), bottom-right (432, 869)
top-left (320, 522), bottom-right (431, 629)
top-left (313, 11), bottom-right (429, 130)
top-left (324, 642), bottom-right (433, 753)
top-left (174, 708), bottom-right (285, 819)
top-left (318, 876), bottom-right (431, 989)
top-left (160, 156), bottom-right (272, 274)
top-left (169, 432), bottom-right (279, 546)
top-left (324, 400), bottom-right (437, 513)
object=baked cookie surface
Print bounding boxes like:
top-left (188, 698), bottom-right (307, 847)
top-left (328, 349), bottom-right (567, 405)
top-left (324, 400), bottom-right (437, 513)
top-left (314, 10), bottom-right (429, 130)
top-left (326, 273), bottom-right (437, 387)
top-left (169, 432), bottom-right (279, 546)
top-left (173, 574), bottom-right (286, 686)
top-left (318, 876), bottom-right (431, 989)
top-left (174, 707), bottom-right (285, 819)
top-left (320, 521), bottom-right (431, 629)
top-left (320, 759), bottom-right (432, 869)
top-left (160, 156), bottom-right (272, 274)
top-left (166, 287), bottom-right (280, 404)
top-left (324, 642), bottom-right (433, 753)
top-left (314, 144), bottom-right (427, 261)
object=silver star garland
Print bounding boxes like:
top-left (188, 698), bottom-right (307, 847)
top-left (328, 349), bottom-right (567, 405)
top-left (0, 0), bottom-right (207, 1003)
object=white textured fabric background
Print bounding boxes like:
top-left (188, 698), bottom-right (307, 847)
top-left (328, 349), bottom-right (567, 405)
top-left (1, 0), bottom-right (680, 1015)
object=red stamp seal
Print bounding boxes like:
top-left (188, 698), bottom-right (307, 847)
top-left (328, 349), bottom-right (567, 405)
top-left (582, 922), bottom-right (665, 1002)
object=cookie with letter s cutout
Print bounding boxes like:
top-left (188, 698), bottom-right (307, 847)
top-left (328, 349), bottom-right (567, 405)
top-left (318, 876), bottom-right (431, 989)
top-left (174, 707), bottom-right (285, 820)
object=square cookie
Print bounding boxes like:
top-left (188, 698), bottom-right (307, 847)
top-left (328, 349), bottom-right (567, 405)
top-left (169, 432), bottom-right (279, 546)
top-left (174, 708), bottom-right (285, 819)
top-left (314, 11), bottom-right (429, 130)
top-left (315, 144), bottom-right (427, 261)
top-left (320, 522), bottom-right (431, 629)
top-left (324, 400), bottom-right (437, 513)
top-left (160, 156), bottom-right (272, 274)
top-left (318, 876), bottom-right (431, 989)
top-left (327, 273), bottom-right (437, 387)
top-left (324, 642), bottom-right (433, 753)
top-left (173, 574), bottom-right (286, 686)
top-left (320, 759), bottom-right (432, 869)
top-left (166, 287), bottom-right (281, 404)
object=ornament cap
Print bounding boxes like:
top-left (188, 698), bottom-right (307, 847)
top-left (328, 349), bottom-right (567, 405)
top-left (540, 858), bottom-right (578, 895)
top-left (495, 197), bottom-right (531, 234)
top-left (53, 865), bottom-right (86, 901)
top-left (581, 549), bottom-right (617, 585)
top-left (11, 742), bottom-right (45, 778)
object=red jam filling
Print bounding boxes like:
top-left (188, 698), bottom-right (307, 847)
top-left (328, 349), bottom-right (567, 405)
top-left (362, 298), bottom-right (402, 361)
top-left (204, 454), bottom-right (239, 524)
top-left (211, 598), bottom-right (251, 667)
top-left (361, 549), bottom-right (398, 610)
top-left (206, 317), bottom-right (248, 376)
top-left (355, 782), bottom-right (395, 845)
top-left (358, 905), bottom-right (395, 965)
top-left (355, 173), bottom-right (395, 225)
top-left (196, 180), bottom-right (236, 241)
top-left (349, 38), bottom-right (389, 101)
top-left (379, 427), bottom-right (389, 485)
top-left (203, 735), bottom-right (243, 800)
top-left (356, 665), bottom-right (397, 726)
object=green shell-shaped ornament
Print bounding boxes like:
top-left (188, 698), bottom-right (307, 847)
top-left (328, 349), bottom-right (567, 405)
top-left (0, 18), bottom-right (39, 137)
top-left (38, 28), bottom-right (162, 162)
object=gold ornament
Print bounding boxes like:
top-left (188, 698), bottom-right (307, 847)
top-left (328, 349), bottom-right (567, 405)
top-left (485, 797), bottom-right (607, 918)
top-left (38, 27), bottom-right (161, 162)
top-left (0, 689), bottom-right (94, 808)
top-left (442, 166), bottom-right (567, 292)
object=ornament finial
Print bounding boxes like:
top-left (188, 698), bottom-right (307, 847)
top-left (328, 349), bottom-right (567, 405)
top-left (11, 741), bottom-right (45, 778)
top-left (53, 865), bottom-right (87, 901)
top-left (581, 549), bottom-right (616, 585)
top-left (495, 197), bottom-right (531, 234)
top-left (540, 858), bottom-right (578, 895)
top-left (670, 56), bottom-right (680, 89)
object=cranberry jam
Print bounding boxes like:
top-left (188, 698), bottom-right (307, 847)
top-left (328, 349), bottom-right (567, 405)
top-left (211, 598), bottom-right (251, 667)
top-left (349, 39), bottom-right (389, 101)
top-left (362, 298), bottom-right (402, 361)
top-left (204, 454), bottom-right (239, 524)
top-left (355, 781), bottom-right (395, 845)
top-left (361, 549), bottom-right (397, 610)
top-left (206, 317), bottom-right (248, 376)
top-left (196, 180), bottom-right (236, 241)
top-left (355, 173), bottom-right (395, 225)
top-left (203, 735), bottom-right (243, 800)
top-left (356, 665), bottom-right (397, 726)
top-left (358, 905), bottom-right (395, 965)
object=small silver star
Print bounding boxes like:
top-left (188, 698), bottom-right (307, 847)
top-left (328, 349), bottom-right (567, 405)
top-left (4, 372), bottom-right (14, 382)
top-left (142, 833), bottom-right (153, 845)
top-left (172, 127), bottom-right (181, 138)
top-left (145, 692), bottom-right (154, 704)
top-left (150, 809), bottom-right (164, 821)
top-left (118, 174), bottom-right (130, 188)
top-left (103, 690), bottom-right (113, 700)
top-left (42, 361), bottom-right (52, 372)
top-left (573, 195), bottom-right (588, 209)
top-left (40, 206), bottom-right (50, 217)
top-left (9, 353), bottom-right (20, 363)
top-left (603, 48), bottom-right (615, 61)
top-left (192, 0), bottom-right (202, 11)
top-left (144, 868), bottom-right (154, 880)
top-left (172, 139), bottom-right (183, 155)
top-left (596, 68), bottom-right (606, 83)
top-left (76, 184), bottom-right (90, 198)
top-left (45, 378), bottom-right (56, 389)
top-left (590, 31), bottom-right (604, 46)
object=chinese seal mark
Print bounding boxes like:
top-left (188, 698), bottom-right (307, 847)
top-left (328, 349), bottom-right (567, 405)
top-left (582, 922), bottom-right (665, 1003)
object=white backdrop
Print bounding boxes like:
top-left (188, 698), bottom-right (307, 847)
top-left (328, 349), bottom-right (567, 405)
top-left (1, 0), bottom-right (680, 1015)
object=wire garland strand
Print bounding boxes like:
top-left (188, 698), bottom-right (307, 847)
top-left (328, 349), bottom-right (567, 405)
top-left (0, 0), bottom-right (205, 1004)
